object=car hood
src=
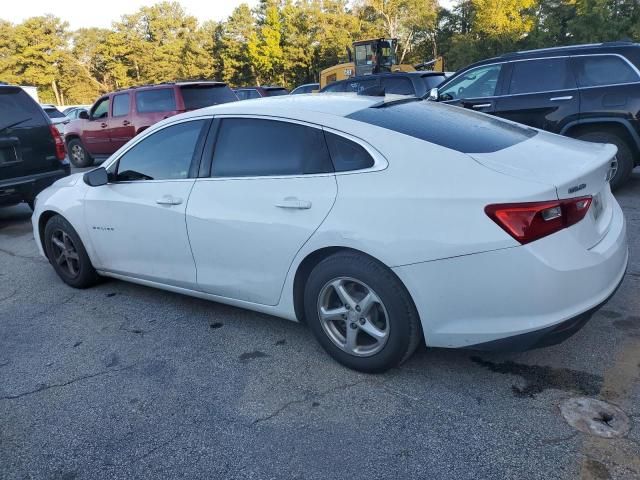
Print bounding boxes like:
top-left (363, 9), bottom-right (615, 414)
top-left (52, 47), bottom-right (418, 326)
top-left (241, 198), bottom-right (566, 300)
top-left (52, 172), bottom-right (83, 188)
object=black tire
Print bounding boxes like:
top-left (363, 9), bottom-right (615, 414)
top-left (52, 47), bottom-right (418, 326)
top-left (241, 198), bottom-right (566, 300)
top-left (44, 215), bottom-right (99, 288)
top-left (304, 251), bottom-right (422, 373)
top-left (575, 131), bottom-right (634, 190)
top-left (67, 138), bottom-right (93, 168)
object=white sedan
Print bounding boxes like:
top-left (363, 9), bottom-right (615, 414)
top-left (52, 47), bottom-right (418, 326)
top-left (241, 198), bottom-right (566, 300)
top-left (32, 94), bottom-right (628, 372)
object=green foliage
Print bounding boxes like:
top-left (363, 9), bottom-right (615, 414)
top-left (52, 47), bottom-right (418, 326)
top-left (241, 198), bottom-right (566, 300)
top-left (0, 0), bottom-right (638, 104)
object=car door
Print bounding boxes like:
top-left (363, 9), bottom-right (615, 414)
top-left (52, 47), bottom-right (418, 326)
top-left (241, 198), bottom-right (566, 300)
top-left (109, 92), bottom-right (135, 150)
top-left (186, 116), bottom-right (338, 306)
top-left (83, 96), bottom-right (113, 155)
top-left (438, 63), bottom-right (506, 114)
top-left (84, 118), bottom-right (210, 288)
top-left (493, 57), bottom-right (580, 133)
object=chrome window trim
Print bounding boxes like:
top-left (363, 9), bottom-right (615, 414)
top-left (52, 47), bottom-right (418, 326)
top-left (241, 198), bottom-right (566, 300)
top-left (197, 114), bottom-right (387, 182)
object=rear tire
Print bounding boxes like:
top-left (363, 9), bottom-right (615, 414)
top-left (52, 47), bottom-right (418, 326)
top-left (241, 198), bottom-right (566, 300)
top-left (67, 138), bottom-right (93, 168)
top-left (303, 251), bottom-right (422, 373)
top-left (44, 215), bottom-right (99, 288)
top-left (575, 131), bottom-right (634, 190)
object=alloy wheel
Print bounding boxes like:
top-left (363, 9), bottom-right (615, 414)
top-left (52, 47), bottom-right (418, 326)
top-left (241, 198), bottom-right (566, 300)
top-left (317, 277), bottom-right (389, 357)
top-left (50, 229), bottom-right (80, 278)
top-left (71, 144), bottom-right (84, 164)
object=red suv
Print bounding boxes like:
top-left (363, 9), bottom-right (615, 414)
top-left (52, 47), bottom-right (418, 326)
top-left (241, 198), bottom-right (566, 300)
top-left (64, 82), bottom-right (237, 167)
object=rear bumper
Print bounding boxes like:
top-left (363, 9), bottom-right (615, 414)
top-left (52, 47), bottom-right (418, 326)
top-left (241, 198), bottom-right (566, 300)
top-left (0, 167), bottom-right (70, 206)
top-left (393, 195), bottom-right (628, 349)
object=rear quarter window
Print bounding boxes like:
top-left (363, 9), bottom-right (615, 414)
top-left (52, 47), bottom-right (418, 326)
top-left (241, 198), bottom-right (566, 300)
top-left (136, 88), bottom-right (177, 113)
top-left (347, 101), bottom-right (536, 154)
top-left (0, 88), bottom-right (48, 127)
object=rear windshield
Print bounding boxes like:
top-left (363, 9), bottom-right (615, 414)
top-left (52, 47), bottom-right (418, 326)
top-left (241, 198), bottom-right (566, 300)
top-left (179, 85), bottom-right (238, 110)
top-left (0, 87), bottom-right (47, 129)
top-left (421, 74), bottom-right (446, 89)
top-left (347, 101), bottom-right (536, 154)
top-left (44, 108), bottom-right (66, 119)
top-left (264, 88), bottom-right (289, 97)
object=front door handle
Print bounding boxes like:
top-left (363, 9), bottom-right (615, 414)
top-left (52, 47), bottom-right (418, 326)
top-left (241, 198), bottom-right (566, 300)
top-left (550, 96), bottom-right (573, 102)
top-left (100, 122), bottom-right (108, 128)
top-left (123, 120), bottom-right (131, 126)
top-left (275, 197), bottom-right (312, 210)
top-left (156, 195), bottom-right (183, 206)
top-left (471, 103), bottom-right (492, 109)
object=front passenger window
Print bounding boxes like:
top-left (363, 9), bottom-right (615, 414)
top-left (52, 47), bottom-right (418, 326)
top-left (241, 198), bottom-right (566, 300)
top-left (439, 64), bottom-right (503, 100)
top-left (116, 120), bottom-right (206, 181)
top-left (91, 98), bottom-right (110, 119)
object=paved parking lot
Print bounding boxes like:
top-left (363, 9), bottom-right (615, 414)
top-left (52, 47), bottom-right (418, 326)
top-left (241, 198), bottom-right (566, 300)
top-left (1, 169), bottom-right (639, 480)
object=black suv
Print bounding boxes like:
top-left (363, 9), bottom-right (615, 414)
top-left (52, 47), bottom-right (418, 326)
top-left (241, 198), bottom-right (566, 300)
top-left (429, 41), bottom-right (640, 188)
top-left (320, 71), bottom-right (447, 98)
top-left (0, 85), bottom-right (69, 209)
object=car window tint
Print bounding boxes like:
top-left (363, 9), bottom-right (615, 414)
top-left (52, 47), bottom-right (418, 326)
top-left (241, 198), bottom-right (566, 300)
top-left (322, 82), bottom-right (348, 93)
top-left (381, 76), bottom-right (414, 95)
top-left (421, 74), bottom-right (446, 89)
top-left (116, 120), bottom-right (205, 181)
top-left (324, 131), bottom-right (374, 172)
top-left (347, 79), bottom-right (377, 93)
top-left (91, 98), bottom-right (110, 119)
top-left (135, 88), bottom-right (176, 113)
top-left (439, 64), bottom-right (502, 100)
top-left (212, 118), bottom-right (333, 177)
top-left (112, 93), bottom-right (130, 117)
top-left (509, 58), bottom-right (575, 94)
top-left (44, 108), bottom-right (66, 119)
top-left (246, 89), bottom-right (261, 99)
top-left (264, 88), bottom-right (288, 96)
top-left (347, 101), bottom-right (536, 154)
top-left (574, 55), bottom-right (639, 87)
top-left (179, 85), bottom-right (237, 109)
top-left (0, 87), bottom-right (47, 127)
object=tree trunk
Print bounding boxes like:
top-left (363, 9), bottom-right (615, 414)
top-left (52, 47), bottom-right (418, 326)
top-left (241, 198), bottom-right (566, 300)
top-left (51, 80), bottom-right (61, 106)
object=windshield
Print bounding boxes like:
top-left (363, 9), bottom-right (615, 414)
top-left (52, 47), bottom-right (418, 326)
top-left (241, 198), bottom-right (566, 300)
top-left (179, 85), bottom-right (238, 110)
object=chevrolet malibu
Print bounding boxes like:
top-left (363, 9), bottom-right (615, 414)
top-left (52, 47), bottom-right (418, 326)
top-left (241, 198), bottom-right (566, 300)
top-left (31, 94), bottom-right (628, 372)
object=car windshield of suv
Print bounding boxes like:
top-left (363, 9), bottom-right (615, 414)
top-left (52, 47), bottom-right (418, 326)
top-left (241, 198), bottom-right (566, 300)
top-left (44, 108), bottom-right (66, 119)
top-left (179, 85), bottom-right (238, 110)
top-left (439, 64), bottom-right (502, 100)
top-left (264, 88), bottom-right (289, 97)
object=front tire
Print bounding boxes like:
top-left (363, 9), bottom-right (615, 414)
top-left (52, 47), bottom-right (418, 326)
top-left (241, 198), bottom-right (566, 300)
top-left (304, 251), bottom-right (421, 373)
top-left (44, 215), bottom-right (99, 288)
top-left (67, 138), bottom-right (93, 168)
top-left (575, 131), bottom-right (634, 190)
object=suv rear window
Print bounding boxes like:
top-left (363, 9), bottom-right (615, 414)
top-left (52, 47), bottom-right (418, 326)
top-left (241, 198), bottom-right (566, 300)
top-left (43, 107), bottom-right (66, 119)
top-left (179, 85), bottom-right (237, 110)
top-left (264, 88), bottom-right (289, 97)
top-left (347, 101), bottom-right (536, 153)
top-left (380, 76), bottom-right (414, 95)
top-left (0, 88), bottom-right (47, 128)
top-left (136, 88), bottom-right (176, 113)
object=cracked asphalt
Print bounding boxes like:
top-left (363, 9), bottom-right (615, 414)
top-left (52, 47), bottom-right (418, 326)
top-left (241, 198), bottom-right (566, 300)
top-left (1, 169), bottom-right (640, 480)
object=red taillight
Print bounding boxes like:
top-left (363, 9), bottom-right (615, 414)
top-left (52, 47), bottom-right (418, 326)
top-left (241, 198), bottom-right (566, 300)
top-left (485, 196), bottom-right (592, 245)
top-left (49, 125), bottom-right (66, 161)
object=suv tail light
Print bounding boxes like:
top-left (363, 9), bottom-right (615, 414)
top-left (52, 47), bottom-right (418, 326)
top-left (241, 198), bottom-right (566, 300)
top-left (485, 196), bottom-right (592, 245)
top-left (49, 125), bottom-right (66, 161)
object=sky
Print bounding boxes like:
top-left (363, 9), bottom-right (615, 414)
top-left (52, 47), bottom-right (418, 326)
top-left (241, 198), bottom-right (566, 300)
top-left (2, 0), bottom-right (453, 29)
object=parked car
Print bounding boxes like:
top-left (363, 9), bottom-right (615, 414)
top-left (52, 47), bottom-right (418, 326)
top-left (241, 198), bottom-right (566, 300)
top-left (0, 85), bottom-right (68, 210)
top-left (32, 94), bottom-right (626, 372)
top-left (320, 71), bottom-right (447, 97)
top-left (429, 41), bottom-right (640, 189)
top-left (63, 106), bottom-right (90, 119)
top-left (41, 104), bottom-right (70, 135)
top-left (290, 83), bottom-right (320, 95)
top-left (64, 81), bottom-right (237, 167)
top-left (234, 86), bottom-right (289, 100)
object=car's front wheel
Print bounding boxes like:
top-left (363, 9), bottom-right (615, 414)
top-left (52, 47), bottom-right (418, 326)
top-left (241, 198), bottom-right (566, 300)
top-left (304, 251), bottom-right (421, 373)
top-left (67, 138), bottom-right (93, 168)
top-left (44, 215), bottom-right (99, 288)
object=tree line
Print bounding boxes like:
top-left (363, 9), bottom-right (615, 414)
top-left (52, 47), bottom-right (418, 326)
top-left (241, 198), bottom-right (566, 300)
top-left (0, 0), bottom-right (638, 105)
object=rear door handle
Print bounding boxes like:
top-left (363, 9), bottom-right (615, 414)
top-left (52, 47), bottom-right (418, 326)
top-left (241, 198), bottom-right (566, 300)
top-left (156, 195), bottom-right (183, 206)
top-left (550, 96), bottom-right (573, 101)
top-left (275, 197), bottom-right (312, 210)
top-left (471, 103), bottom-right (492, 109)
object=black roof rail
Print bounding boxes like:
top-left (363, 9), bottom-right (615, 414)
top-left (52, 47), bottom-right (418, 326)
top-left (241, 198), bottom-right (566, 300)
top-left (500, 40), bottom-right (637, 59)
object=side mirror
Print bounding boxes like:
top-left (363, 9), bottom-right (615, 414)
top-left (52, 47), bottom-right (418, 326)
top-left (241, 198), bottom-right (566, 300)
top-left (83, 167), bottom-right (109, 187)
top-left (428, 87), bottom-right (439, 101)
top-left (79, 110), bottom-right (89, 120)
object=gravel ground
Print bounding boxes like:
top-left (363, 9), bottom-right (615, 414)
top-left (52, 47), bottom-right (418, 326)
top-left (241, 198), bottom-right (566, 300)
top-left (1, 169), bottom-right (639, 480)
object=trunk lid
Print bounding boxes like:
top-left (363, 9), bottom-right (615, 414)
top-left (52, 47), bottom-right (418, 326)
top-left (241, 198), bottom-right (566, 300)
top-left (470, 131), bottom-right (616, 249)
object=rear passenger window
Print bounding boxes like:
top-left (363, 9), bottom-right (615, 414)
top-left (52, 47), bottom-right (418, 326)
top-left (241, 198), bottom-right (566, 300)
top-left (509, 58), bottom-right (576, 94)
top-left (381, 76), bottom-right (415, 95)
top-left (112, 93), bottom-right (130, 117)
top-left (136, 89), bottom-right (176, 113)
top-left (324, 131), bottom-right (375, 172)
top-left (211, 118), bottom-right (333, 177)
top-left (573, 55), bottom-right (640, 87)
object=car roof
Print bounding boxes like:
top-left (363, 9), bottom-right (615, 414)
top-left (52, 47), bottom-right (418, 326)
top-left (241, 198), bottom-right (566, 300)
top-left (112, 81), bottom-right (228, 94)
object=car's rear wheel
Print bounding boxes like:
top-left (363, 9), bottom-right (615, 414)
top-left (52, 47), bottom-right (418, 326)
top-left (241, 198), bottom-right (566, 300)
top-left (575, 131), bottom-right (634, 190)
top-left (44, 215), bottom-right (99, 288)
top-left (304, 251), bottom-right (421, 373)
top-left (67, 138), bottom-right (93, 168)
